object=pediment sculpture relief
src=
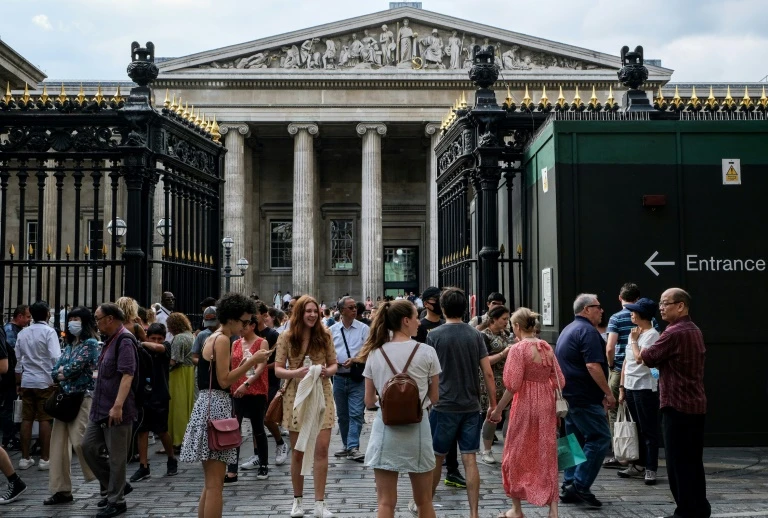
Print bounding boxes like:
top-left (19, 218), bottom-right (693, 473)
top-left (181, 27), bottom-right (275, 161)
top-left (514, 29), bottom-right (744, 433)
top-left (197, 19), bottom-right (604, 71)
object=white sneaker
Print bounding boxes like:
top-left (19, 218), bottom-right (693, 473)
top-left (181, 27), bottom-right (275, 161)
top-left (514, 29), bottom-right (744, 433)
top-left (407, 499), bottom-right (418, 517)
top-left (38, 458), bottom-right (50, 470)
top-left (480, 450), bottom-right (496, 465)
top-left (314, 501), bottom-right (335, 518)
top-left (275, 443), bottom-right (289, 466)
top-left (18, 458), bottom-right (35, 470)
top-left (148, 434), bottom-right (156, 445)
top-left (290, 497), bottom-right (304, 517)
top-left (240, 455), bottom-right (260, 470)
top-left (280, 426), bottom-right (289, 437)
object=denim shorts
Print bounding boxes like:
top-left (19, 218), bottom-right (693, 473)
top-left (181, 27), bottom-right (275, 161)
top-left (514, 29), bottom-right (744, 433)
top-left (429, 409), bottom-right (481, 455)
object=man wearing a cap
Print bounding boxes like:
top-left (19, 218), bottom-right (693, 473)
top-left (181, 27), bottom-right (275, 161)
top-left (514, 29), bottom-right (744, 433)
top-left (191, 306), bottom-right (218, 367)
top-left (195, 297), bottom-right (217, 335)
top-left (640, 288), bottom-right (710, 518)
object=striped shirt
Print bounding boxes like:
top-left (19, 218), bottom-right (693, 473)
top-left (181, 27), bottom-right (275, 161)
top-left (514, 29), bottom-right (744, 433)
top-left (642, 316), bottom-right (707, 414)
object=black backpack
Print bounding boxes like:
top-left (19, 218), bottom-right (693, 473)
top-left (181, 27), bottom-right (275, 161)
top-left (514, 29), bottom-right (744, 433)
top-left (115, 331), bottom-right (153, 408)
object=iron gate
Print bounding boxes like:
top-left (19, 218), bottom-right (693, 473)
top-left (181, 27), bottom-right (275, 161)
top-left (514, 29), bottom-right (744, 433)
top-left (0, 41), bottom-right (225, 328)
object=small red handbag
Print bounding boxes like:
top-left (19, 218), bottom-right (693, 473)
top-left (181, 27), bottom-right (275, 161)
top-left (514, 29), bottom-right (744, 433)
top-left (205, 338), bottom-right (242, 452)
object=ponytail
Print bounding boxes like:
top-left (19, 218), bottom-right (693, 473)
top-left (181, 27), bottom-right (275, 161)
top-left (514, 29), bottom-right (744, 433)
top-left (356, 300), bottom-right (414, 363)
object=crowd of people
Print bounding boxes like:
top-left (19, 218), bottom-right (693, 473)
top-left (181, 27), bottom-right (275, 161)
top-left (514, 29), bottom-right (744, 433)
top-left (0, 281), bottom-right (711, 518)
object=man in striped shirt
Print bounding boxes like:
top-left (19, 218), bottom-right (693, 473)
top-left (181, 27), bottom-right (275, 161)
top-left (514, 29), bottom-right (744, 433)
top-left (640, 288), bottom-right (710, 518)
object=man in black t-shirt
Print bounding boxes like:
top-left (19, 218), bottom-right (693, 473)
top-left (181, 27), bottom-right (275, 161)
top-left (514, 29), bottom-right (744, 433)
top-left (412, 287), bottom-right (465, 489)
top-left (256, 303), bottom-right (288, 466)
top-left (130, 323), bottom-right (178, 482)
top-left (0, 323), bottom-right (19, 450)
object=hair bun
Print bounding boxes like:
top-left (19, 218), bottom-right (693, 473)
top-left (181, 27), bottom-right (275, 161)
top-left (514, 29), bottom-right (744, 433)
top-left (527, 316), bottom-right (536, 329)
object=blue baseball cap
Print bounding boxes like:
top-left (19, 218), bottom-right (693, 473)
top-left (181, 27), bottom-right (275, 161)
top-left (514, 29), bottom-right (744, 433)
top-left (624, 298), bottom-right (656, 320)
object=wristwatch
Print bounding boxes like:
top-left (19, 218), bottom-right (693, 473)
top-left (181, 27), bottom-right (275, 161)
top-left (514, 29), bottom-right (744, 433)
top-left (244, 381), bottom-right (250, 387)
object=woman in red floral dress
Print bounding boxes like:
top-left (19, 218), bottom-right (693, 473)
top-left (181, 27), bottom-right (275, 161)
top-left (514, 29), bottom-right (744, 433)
top-left (490, 307), bottom-right (564, 518)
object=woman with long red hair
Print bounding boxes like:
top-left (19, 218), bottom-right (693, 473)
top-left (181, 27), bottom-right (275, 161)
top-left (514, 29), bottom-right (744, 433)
top-left (275, 295), bottom-right (338, 518)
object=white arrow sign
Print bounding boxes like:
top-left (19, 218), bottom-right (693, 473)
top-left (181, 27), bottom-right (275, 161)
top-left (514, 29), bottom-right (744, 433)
top-left (645, 251), bottom-right (676, 276)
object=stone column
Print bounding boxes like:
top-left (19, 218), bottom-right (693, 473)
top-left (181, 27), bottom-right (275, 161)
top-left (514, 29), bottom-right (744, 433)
top-left (425, 123), bottom-right (441, 288)
top-left (288, 123), bottom-right (319, 297)
top-left (356, 123), bottom-right (387, 301)
top-left (219, 123), bottom-right (251, 294)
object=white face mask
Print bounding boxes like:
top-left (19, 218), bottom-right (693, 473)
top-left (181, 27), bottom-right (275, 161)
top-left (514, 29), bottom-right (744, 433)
top-left (68, 321), bottom-right (82, 337)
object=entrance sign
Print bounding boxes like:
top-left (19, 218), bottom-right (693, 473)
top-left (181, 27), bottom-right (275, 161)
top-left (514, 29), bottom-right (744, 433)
top-left (541, 267), bottom-right (553, 325)
top-left (645, 251), bottom-right (766, 275)
top-left (722, 159), bottom-right (741, 185)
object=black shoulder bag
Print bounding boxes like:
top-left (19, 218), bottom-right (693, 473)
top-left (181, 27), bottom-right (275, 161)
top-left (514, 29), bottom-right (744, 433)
top-left (340, 328), bottom-right (366, 383)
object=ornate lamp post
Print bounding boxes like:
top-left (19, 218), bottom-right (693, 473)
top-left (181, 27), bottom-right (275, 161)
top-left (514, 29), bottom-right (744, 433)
top-left (106, 217), bottom-right (128, 247)
top-left (221, 236), bottom-right (249, 293)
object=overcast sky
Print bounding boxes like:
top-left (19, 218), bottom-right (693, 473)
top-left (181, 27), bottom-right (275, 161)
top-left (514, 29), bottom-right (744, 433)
top-left (3, 0), bottom-right (767, 83)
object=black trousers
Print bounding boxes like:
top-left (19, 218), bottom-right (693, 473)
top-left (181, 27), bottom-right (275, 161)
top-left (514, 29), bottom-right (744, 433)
top-left (625, 388), bottom-right (660, 471)
top-left (445, 440), bottom-right (459, 472)
top-left (662, 408), bottom-right (711, 518)
top-left (228, 394), bottom-right (268, 473)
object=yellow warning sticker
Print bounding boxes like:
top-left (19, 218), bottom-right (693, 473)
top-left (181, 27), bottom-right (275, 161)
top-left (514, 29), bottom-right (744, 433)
top-left (722, 159), bottom-right (741, 185)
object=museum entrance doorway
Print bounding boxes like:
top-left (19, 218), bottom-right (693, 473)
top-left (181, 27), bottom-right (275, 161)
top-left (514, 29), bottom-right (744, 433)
top-left (383, 246), bottom-right (418, 298)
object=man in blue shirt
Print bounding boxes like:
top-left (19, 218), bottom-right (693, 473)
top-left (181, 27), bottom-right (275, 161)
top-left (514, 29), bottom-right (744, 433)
top-left (330, 297), bottom-right (369, 462)
top-left (556, 293), bottom-right (616, 508)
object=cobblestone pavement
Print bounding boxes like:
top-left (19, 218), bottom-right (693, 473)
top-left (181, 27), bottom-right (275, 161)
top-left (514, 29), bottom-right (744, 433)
top-left (2, 412), bottom-right (767, 517)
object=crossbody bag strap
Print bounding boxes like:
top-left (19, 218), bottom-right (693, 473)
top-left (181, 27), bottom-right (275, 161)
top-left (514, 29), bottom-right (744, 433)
top-left (340, 327), bottom-right (353, 361)
top-left (206, 331), bottom-right (222, 423)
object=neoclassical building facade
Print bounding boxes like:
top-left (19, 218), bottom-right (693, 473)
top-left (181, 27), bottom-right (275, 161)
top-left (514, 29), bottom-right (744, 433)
top-left (149, 5), bottom-right (674, 302)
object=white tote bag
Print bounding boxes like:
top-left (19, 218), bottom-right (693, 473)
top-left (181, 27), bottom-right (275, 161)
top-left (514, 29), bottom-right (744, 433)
top-left (12, 397), bottom-right (23, 424)
top-left (613, 403), bottom-right (639, 462)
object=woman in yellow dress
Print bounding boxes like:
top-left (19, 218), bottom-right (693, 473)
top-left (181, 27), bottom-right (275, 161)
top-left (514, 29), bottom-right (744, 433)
top-left (166, 312), bottom-right (195, 449)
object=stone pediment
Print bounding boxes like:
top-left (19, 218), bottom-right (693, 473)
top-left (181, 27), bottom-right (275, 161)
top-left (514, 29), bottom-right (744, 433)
top-left (157, 7), bottom-right (672, 78)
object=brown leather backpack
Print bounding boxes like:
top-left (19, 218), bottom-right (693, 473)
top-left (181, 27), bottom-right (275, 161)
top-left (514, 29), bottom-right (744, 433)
top-left (379, 343), bottom-right (426, 426)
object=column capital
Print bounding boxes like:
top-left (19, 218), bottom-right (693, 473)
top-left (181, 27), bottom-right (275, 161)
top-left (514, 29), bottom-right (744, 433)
top-left (219, 123), bottom-right (251, 138)
top-left (424, 122), bottom-right (442, 137)
top-left (356, 123), bottom-right (387, 137)
top-left (288, 123), bottom-right (319, 136)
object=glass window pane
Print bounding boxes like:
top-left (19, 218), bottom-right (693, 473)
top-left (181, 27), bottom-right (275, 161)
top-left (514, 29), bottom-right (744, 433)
top-left (88, 220), bottom-right (104, 261)
top-left (330, 219), bottom-right (353, 270)
top-left (270, 220), bottom-right (292, 269)
top-left (384, 247), bottom-right (417, 282)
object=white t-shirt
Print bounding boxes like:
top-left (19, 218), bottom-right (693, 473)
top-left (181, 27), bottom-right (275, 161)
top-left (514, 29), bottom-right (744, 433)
top-left (283, 293), bottom-right (291, 303)
top-left (624, 328), bottom-right (660, 391)
top-left (363, 340), bottom-right (441, 409)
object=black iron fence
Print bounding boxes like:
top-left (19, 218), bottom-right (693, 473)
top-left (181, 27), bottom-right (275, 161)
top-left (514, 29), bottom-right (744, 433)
top-left (0, 41), bottom-right (225, 328)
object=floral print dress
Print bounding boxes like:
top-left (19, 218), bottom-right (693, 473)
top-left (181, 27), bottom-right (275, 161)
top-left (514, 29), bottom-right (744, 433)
top-left (479, 329), bottom-right (511, 412)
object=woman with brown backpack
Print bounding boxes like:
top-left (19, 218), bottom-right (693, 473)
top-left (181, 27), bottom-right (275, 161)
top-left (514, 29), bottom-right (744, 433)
top-left (356, 299), bottom-right (441, 518)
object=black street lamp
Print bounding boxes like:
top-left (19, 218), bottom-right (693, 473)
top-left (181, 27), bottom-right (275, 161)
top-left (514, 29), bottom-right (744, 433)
top-left (221, 236), bottom-right (249, 293)
top-left (106, 217), bottom-right (128, 247)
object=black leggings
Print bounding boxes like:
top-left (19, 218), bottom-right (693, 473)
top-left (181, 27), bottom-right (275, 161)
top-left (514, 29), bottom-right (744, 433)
top-left (228, 394), bottom-right (268, 473)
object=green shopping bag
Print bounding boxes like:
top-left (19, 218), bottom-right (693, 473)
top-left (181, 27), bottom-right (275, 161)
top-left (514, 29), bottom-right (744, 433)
top-left (557, 433), bottom-right (587, 471)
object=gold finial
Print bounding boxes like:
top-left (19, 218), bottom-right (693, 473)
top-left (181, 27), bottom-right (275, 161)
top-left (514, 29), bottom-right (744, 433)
top-left (179, 101), bottom-right (187, 119)
top-left (556, 86), bottom-right (567, 110)
top-left (174, 248), bottom-right (179, 259)
top-left (460, 91), bottom-right (467, 108)
top-left (111, 85), bottom-right (123, 104)
top-left (195, 109), bottom-right (204, 128)
top-left (759, 86), bottom-right (768, 110)
top-left (170, 94), bottom-right (178, 112)
top-left (181, 250), bottom-right (186, 261)
top-left (516, 243), bottom-right (522, 256)
top-left (654, 86), bottom-right (667, 110)
top-left (605, 85), bottom-right (617, 110)
top-left (670, 85), bottom-right (684, 111)
top-left (704, 86), bottom-right (718, 111)
top-left (538, 85), bottom-right (551, 110)
top-left (65, 244), bottom-right (71, 256)
top-left (211, 115), bottom-right (221, 142)
top-left (209, 255), bottom-right (214, 266)
top-left (205, 115), bottom-right (213, 133)
top-left (504, 85), bottom-right (516, 109)
top-left (687, 86), bottom-right (701, 110)
top-left (28, 244), bottom-right (34, 256)
top-left (58, 83), bottom-right (68, 104)
top-left (188, 104), bottom-right (196, 122)
top-left (499, 243), bottom-right (506, 255)
top-left (46, 244), bottom-right (52, 256)
top-left (102, 243), bottom-right (108, 255)
top-left (39, 84), bottom-right (49, 104)
top-left (588, 86), bottom-right (601, 111)
top-left (77, 83), bottom-right (86, 104)
top-left (84, 245), bottom-right (90, 256)
top-left (571, 86), bottom-right (584, 110)
top-left (3, 82), bottom-right (12, 104)
top-left (520, 85), bottom-right (533, 110)
top-left (465, 245), bottom-right (470, 256)
top-left (741, 86), bottom-right (754, 110)
top-left (9, 244), bottom-right (15, 256)
top-left (22, 83), bottom-right (31, 104)
top-left (722, 86), bottom-right (736, 110)
top-left (161, 247), bottom-right (166, 258)
top-left (163, 88), bottom-right (170, 109)
top-left (93, 84), bottom-right (104, 104)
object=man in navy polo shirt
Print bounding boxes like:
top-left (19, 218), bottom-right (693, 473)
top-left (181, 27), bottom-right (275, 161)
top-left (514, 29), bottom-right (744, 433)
top-left (556, 293), bottom-right (616, 508)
